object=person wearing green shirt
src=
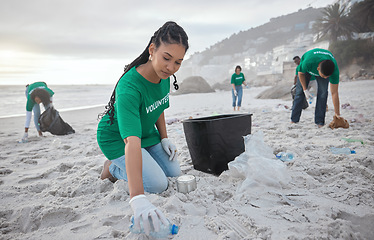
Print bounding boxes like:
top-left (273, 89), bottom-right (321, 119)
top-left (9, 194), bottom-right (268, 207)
top-left (231, 65), bottom-right (247, 111)
top-left (21, 82), bottom-right (54, 142)
top-left (291, 48), bottom-right (341, 127)
top-left (97, 21), bottom-right (189, 236)
top-left (291, 56), bottom-right (315, 110)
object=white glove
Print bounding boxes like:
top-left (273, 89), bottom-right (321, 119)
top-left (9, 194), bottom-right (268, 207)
top-left (21, 132), bottom-right (28, 143)
top-left (129, 194), bottom-right (169, 235)
top-left (303, 89), bottom-right (312, 99)
top-left (233, 90), bottom-right (237, 96)
top-left (161, 138), bottom-right (177, 161)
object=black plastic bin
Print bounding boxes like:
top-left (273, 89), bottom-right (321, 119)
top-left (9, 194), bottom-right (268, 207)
top-left (182, 114), bottom-right (252, 175)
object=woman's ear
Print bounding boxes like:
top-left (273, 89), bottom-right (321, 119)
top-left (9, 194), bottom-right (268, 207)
top-left (148, 43), bottom-right (155, 57)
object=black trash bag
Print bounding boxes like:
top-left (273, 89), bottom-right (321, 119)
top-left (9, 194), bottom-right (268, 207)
top-left (38, 107), bottom-right (75, 135)
top-left (291, 85), bottom-right (308, 110)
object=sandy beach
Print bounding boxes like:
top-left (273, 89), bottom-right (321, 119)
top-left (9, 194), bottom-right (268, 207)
top-left (1, 80), bottom-right (373, 240)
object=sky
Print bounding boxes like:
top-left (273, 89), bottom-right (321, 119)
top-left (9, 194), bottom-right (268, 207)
top-left (0, 0), bottom-right (337, 85)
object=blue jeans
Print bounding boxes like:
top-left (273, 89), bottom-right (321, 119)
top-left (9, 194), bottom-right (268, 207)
top-left (232, 85), bottom-right (243, 107)
top-left (109, 143), bottom-right (181, 193)
top-left (25, 86), bottom-right (53, 131)
top-left (291, 73), bottom-right (329, 125)
top-left (25, 87), bottom-right (41, 131)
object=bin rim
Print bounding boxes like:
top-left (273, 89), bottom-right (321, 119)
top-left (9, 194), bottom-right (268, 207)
top-left (182, 113), bottom-right (252, 123)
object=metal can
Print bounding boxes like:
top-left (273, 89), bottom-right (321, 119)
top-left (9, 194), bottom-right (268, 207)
top-left (176, 175), bottom-right (197, 193)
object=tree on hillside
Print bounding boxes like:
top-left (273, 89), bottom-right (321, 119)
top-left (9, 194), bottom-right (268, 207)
top-left (350, 0), bottom-right (374, 32)
top-left (314, 3), bottom-right (357, 42)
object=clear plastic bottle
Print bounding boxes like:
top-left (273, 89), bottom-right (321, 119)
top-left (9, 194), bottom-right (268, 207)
top-left (308, 96), bottom-right (313, 104)
top-left (330, 147), bottom-right (356, 154)
top-left (276, 152), bottom-right (294, 162)
top-left (129, 216), bottom-right (179, 238)
top-left (308, 93), bottom-right (314, 105)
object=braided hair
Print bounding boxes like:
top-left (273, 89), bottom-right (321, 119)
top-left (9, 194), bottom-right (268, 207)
top-left (99, 21), bottom-right (189, 124)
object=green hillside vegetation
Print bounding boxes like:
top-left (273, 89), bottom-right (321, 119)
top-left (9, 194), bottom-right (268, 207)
top-left (314, 0), bottom-right (374, 69)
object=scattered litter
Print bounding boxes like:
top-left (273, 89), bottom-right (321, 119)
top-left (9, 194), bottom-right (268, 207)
top-left (276, 152), bottom-right (294, 162)
top-left (341, 103), bottom-right (354, 109)
top-left (274, 104), bottom-right (290, 111)
top-left (329, 115), bottom-right (349, 129)
top-left (342, 138), bottom-right (364, 144)
top-left (330, 147), bottom-right (356, 155)
top-left (166, 118), bottom-right (180, 125)
top-left (350, 114), bottom-right (366, 123)
top-left (226, 131), bottom-right (291, 194)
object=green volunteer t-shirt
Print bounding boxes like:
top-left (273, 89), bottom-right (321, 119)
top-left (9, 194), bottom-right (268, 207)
top-left (26, 82), bottom-right (54, 111)
top-left (298, 48), bottom-right (339, 84)
top-left (296, 65), bottom-right (315, 81)
top-left (231, 73), bottom-right (245, 86)
top-left (97, 66), bottom-right (170, 160)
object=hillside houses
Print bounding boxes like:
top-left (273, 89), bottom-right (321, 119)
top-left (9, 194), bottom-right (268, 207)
top-left (176, 7), bottom-right (326, 86)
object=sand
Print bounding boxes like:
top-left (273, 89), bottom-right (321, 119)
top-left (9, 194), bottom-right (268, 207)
top-left (1, 80), bottom-right (373, 240)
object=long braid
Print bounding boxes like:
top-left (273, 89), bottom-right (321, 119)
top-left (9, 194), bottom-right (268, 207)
top-left (98, 39), bottom-right (152, 123)
top-left (99, 21), bottom-right (188, 124)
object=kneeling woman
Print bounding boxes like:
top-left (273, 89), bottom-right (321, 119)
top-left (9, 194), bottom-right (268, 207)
top-left (97, 21), bottom-right (189, 234)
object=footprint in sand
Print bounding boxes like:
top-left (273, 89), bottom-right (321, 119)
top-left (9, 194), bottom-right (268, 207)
top-left (0, 168), bottom-right (13, 176)
top-left (27, 183), bottom-right (50, 193)
top-left (70, 223), bottom-right (92, 232)
top-left (55, 163), bottom-right (74, 173)
top-left (102, 215), bottom-right (125, 227)
top-left (39, 207), bottom-right (80, 229)
top-left (62, 145), bottom-right (71, 150)
top-left (19, 158), bottom-right (38, 165)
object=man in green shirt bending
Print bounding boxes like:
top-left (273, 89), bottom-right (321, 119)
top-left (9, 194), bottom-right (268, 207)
top-left (290, 48), bottom-right (341, 127)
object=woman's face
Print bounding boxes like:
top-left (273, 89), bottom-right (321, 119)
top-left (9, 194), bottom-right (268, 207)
top-left (235, 68), bottom-right (241, 75)
top-left (34, 96), bottom-right (42, 104)
top-left (149, 42), bottom-right (186, 79)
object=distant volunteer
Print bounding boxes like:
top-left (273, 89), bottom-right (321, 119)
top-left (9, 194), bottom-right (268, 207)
top-left (231, 65), bottom-right (247, 111)
top-left (22, 82), bottom-right (54, 142)
top-left (290, 48), bottom-right (343, 127)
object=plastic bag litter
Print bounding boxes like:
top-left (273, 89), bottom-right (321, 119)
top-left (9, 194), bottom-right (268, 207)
top-left (226, 131), bottom-right (291, 194)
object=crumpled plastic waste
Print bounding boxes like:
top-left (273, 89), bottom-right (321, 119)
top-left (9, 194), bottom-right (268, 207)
top-left (225, 131), bottom-right (291, 194)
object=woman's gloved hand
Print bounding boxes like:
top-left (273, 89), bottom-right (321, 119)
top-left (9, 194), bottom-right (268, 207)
top-left (129, 194), bottom-right (169, 235)
top-left (20, 132), bottom-right (28, 143)
top-left (233, 89), bottom-right (237, 96)
top-left (161, 138), bottom-right (177, 161)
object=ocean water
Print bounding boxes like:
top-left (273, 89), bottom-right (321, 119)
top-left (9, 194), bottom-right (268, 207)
top-left (0, 85), bottom-right (115, 118)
